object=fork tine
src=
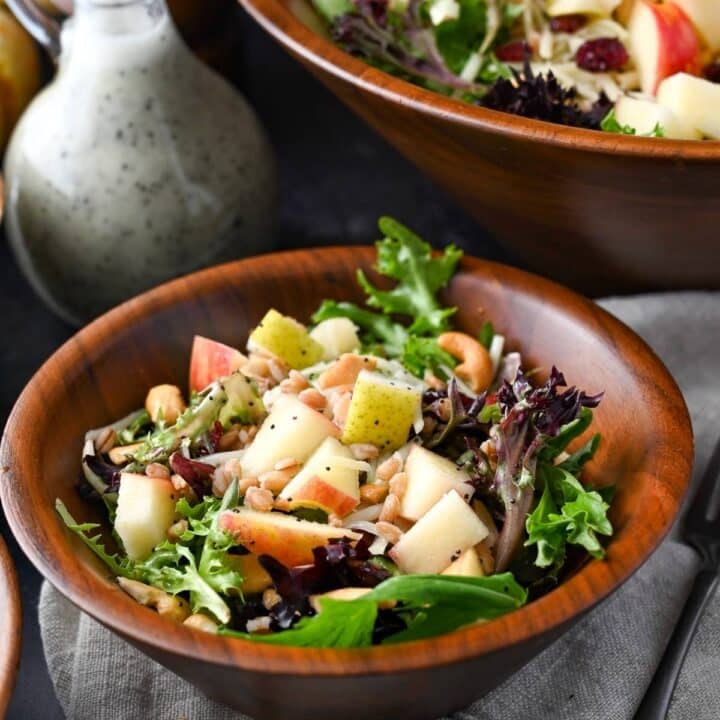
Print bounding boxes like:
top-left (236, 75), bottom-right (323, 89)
top-left (685, 435), bottom-right (720, 528)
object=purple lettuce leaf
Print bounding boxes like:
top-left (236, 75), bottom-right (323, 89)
top-left (492, 367), bottom-right (602, 571)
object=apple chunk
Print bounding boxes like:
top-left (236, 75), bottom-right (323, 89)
top-left (341, 371), bottom-right (421, 451)
top-left (389, 491), bottom-right (489, 574)
top-left (115, 473), bottom-right (177, 561)
top-left (629, 0), bottom-right (701, 95)
top-left (673, 0), bottom-right (720, 51)
top-left (189, 335), bottom-right (246, 393)
top-left (279, 437), bottom-right (361, 517)
top-left (441, 548), bottom-right (485, 577)
top-left (657, 72), bottom-right (720, 138)
top-left (218, 509), bottom-right (361, 567)
top-left (309, 318), bottom-right (361, 361)
top-left (241, 395), bottom-right (340, 478)
top-left (400, 444), bottom-right (474, 521)
top-left (614, 95), bottom-right (701, 139)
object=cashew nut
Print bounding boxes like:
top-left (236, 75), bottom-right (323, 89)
top-left (145, 384), bottom-right (187, 425)
top-left (437, 332), bottom-right (494, 394)
top-left (183, 613), bottom-right (218, 634)
top-left (117, 577), bottom-right (190, 623)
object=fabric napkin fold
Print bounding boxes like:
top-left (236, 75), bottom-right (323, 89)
top-left (39, 292), bottom-right (720, 720)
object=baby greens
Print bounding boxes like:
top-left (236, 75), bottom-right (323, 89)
top-left (221, 573), bottom-right (527, 647)
top-left (59, 216), bottom-right (613, 649)
top-left (313, 217), bottom-right (461, 377)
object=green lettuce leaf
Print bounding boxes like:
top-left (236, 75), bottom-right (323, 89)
top-left (197, 480), bottom-right (245, 596)
top-left (558, 432), bottom-right (601, 475)
top-left (401, 336), bottom-right (457, 378)
top-left (312, 218), bottom-right (462, 378)
top-left (221, 573), bottom-right (527, 648)
top-left (525, 464), bottom-right (613, 568)
top-left (223, 598), bottom-right (378, 648)
top-left (133, 542), bottom-right (232, 624)
top-left (55, 499), bottom-right (135, 578)
top-left (357, 217), bottom-right (461, 336)
top-left (539, 407), bottom-right (594, 461)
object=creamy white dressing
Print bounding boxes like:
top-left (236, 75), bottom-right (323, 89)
top-left (4, 0), bottom-right (275, 324)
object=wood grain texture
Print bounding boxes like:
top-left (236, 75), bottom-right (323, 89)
top-left (240, 0), bottom-right (720, 295)
top-left (0, 248), bottom-right (693, 720)
top-left (0, 535), bottom-right (21, 719)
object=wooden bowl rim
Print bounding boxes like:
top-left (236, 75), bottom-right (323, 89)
top-left (240, 0), bottom-right (720, 160)
top-left (0, 534), bottom-right (21, 717)
top-left (0, 247), bottom-right (693, 676)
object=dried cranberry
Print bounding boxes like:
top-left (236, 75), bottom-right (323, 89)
top-left (575, 38), bottom-right (629, 73)
top-left (495, 41), bottom-right (530, 63)
top-left (704, 61), bottom-right (720, 84)
top-left (550, 14), bottom-right (587, 33)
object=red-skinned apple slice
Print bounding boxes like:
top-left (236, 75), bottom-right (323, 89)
top-left (279, 437), bottom-right (361, 517)
top-left (218, 509), bottom-right (361, 567)
top-left (189, 335), bottom-right (247, 393)
top-left (673, 0), bottom-right (720, 52)
top-left (629, 0), bottom-right (701, 95)
top-left (283, 476), bottom-right (359, 517)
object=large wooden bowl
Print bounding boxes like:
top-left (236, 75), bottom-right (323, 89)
top-left (0, 535), bottom-right (21, 718)
top-left (240, 0), bottom-right (720, 295)
top-left (0, 249), bottom-right (692, 719)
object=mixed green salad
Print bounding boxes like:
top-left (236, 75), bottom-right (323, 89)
top-left (59, 218), bottom-right (613, 647)
top-left (311, 0), bottom-right (720, 139)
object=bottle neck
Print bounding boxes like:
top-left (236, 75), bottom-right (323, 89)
top-left (71, 0), bottom-right (167, 36)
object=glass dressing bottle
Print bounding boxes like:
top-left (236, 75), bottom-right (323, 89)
top-left (4, 0), bottom-right (276, 325)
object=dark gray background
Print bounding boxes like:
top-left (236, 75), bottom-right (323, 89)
top-left (0, 8), bottom-right (516, 718)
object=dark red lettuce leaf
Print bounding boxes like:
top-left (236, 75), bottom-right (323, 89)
top-left (482, 61), bottom-right (613, 130)
top-left (257, 534), bottom-right (390, 631)
top-left (169, 452), bottom-right (214, 497)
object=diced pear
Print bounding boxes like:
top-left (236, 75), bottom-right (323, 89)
top-left (115, 472), bottom-right (177, 560)
top-left (248, 309), bottom-right (324, 369)
top-left (400, 444), bottom-right (474, 521)
top-left (389, 491), bottom-right (488, 574)
top-left (218, 509), bottom-right (361, 567)
top-left (441, 548), bottom-right (485, 577)
top-left (235, 554), bottom-right (273, 594)
top-left (615, 95), bottom-right (701, 139)
top-left (279, 437), bottom-right (360, 516)
top-left (241, 395), bottom-right (340, 478)
top-left (341, 370), bottom-right (421, 451)
top-left (546, 0), bottom-right (620, 16)
top-left (309, 318), bottom-right (361, 361)
top-left (657, 73), bottom-right (720, 138)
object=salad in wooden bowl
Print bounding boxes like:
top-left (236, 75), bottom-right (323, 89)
top-left (60, 219), bottom-right (611, 646)
top-left (0, 225), bottom-right (692, 719)
top-left (310, 0), bottom-right (720, 139)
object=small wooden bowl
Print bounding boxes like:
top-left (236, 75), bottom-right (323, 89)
top-left (239, 0), bottom-right (720, 295)
top-left (0, 249), bottom-right (692, 720)
top-left (0, 535), bottom-right (21, 718)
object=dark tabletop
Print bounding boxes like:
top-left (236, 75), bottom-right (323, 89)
top-left (0, 9), bottom-right (515, 719)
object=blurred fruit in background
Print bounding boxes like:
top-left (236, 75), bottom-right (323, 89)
top-left (0, 4), bottom-right (41, 149)
top-left (0, 0), bottom-right (241, 151)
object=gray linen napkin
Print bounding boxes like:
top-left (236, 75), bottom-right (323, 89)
top-left (39, 292), bottom-right (720, 720)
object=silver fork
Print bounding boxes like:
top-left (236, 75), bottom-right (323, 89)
top-left (635, 436), bottom-right (720, 719)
